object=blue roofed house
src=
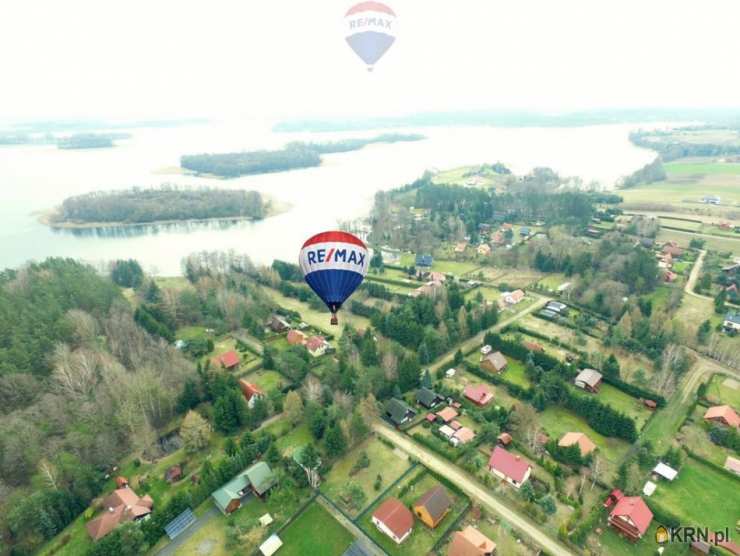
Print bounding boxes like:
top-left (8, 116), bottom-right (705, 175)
top-left (520, 226), bottom-right (530, 237)
top-left (415, 254), bottom-right (433, 269)
top-left (211, 462), bottom-right (277, 514)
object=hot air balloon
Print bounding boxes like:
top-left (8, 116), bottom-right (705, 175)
top-left (344, 1), bottom-right (397, 71)
top-left (299, 230), bottom-right (369, 325)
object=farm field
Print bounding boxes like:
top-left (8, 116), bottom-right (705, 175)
top-left (538, 406), bottom-right (630, 478)
top-left (279, 502), bottom-right (354, 556)
top-left (321, 436), bottom-right (413, 517)
top-left (657, 229), bottom-right (740, 255)
top-left (650, 457), bottom-right (740, 531)
top-left (359, 471), bottom-right (468, 556)
top-left (262, 286), bottom-right (370, 332)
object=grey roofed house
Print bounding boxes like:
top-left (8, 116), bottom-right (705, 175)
top-left (413, 485), bottom-right (452, 524)
top-left (385, 398), bottom-right (416, 426)
top-left (539, 309), bottom-right (558, 319)
top-left (416, 387), bottom-right (444, 408)
top-left (481, 351), bottom-right (508, 373)
top-left (415, 254), bottom-right (433, 268)
top-left (245, 462), bottom-right (277, 496)
top-left (575, 369), bottom-right (603, 392)
top-left (546, 301), bottom-right (568, 313)
top-left (211, 462), bottom-right (277, 514)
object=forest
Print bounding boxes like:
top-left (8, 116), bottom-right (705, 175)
top-left (629, 127), bottom-right (740, 161)
top-left (53, 186), bottom-right (265, 225)
top-left (180, 133), bottom-right (424, 177)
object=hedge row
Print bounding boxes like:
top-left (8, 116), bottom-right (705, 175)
top-left (364, 274), bottom-right (417, 289)
top-left (601, 374), bottom-right (666, 407)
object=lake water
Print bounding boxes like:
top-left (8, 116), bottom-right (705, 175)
top-left (0, 121), bottom-right (656, 275)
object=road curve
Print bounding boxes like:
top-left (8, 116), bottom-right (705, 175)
top-left (373, 423), bottom-right (576, 556)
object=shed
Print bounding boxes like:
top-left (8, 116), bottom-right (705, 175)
top-left (652, 462), bottom-right (678, 481)
top-left (642, 481), bottom-right (656, 497)
top-left (259, 534), bottom-right (283, 556)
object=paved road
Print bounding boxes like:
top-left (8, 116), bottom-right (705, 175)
top-left (156, 506), bottom-right (219, 556)
top-left (316, 495), bottom-right (386, 556)
top-left (373, 423), bottom-right (576, 556)
top-left (430, 295), bottom-right (551, 373)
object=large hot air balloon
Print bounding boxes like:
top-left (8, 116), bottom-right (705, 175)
top-left (344, 1), bottom-right (397, 71)
top-left (299, 230), bottom-right (369, 325)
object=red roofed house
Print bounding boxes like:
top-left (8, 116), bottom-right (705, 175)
top-left (213, 350), bottom-right (240, 370)
top-left (464, 384), bottom-right (494, 406)
top-left (286, 329), bottom-right (307, 345)
top-left (305, 335), bottom-right (329, 357)
top-left (371, 497), bottom-right (414, 544)
top-left (607, 493), bottom-right (653, 542)
top-left (488, 446), bottom-right (531, 488)
top-left (704, 405), bottom-right (740, 428)
top-left (664, 270), bottom-right (678, 283)
top-left (448, 525), bottom-right (497, 556)
top-left (436, 406), bottom-right (459, 423)
top-left (115, 476), bottom-right (129, 489)
top-left (86, 487), bottom-right (154, 541)
top-left (662, 243), bottom-right (684, 257)
top-left (239, 379), bottom-right (265, 408)
top-left (497, 432), bottom-right (512, 447)
top-left (558, 432), bottom-right (597, 457)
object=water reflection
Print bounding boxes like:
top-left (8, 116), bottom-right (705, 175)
top-left (51, 218), bottom-right (252, 238)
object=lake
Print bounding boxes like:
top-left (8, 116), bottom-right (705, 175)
top-left (0, 120), bottom-right (656, 275)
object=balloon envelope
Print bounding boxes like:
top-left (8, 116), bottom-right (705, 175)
top-left (298, 231), bottom-right (369, 318)
top-left (344, 1), bottom-right (397, 69)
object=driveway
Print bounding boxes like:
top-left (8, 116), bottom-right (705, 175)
top-left (372, 423), bottom-right (576, 556)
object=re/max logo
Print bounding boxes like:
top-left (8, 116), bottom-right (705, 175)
top-left (348, 17), bottom-right (393, 30)
top-left (307, 248), bottom-right (365, 266)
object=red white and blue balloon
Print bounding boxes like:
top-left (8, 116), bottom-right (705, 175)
top-left (299, 231), bottom-right (369, 324)
top-left (344, 1), bottom-right (397, 71)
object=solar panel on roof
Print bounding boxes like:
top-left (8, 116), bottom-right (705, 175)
top-left (164, 508), bottom-right (196, 540)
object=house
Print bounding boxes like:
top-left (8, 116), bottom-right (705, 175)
top-left (416, 254), bottom-right (433, 269)
top-left (385, 398), bottom-right (416, 426)
top-left (477, 244), bottom-right (492, 256)
top-left (410, 280), bottom-right (444, 299)
top-left (115, 476), bottom-right (129, 489)
top-left (267, 314), bottom-right (290, 332)
top-left (501, 223), bottom-right (513, 231)
top-left (239, 380), bottom-right (265, 408)
top-left (607, 493), bottom-right (653, 542)
top-left (664, 270), bottom-right (678, 283)
top-left (430, 271), bottom-right (447, 283)
top-left (371, 498), bottom-right (414, 544)
top-left (381, 246), bottom-right (401, 264)
top-left (539, 309), bottom-right (558, 319)
top-left (165, 465), bottom-right (183, 483)
top-left (259, 534), bottom-right (283, 556)
top-left (212, 350), bottom-right (240, 370)
top-left (497, 432), bottom-right (512, 447)
top-left (413, 485), bottom-right (452, 528)
top-left (574, 369), bottom-right (603, 393)
top-left (211, 462), bottom-right (277, 514)
top-left (417, 387), bottom-right (444, 409)
top-left (464, 384), bottom-right (494, 406)
top-left (603, 489), bottom-right (624, 508)
top-left (436, 406), bottom-right (459, 423)
top-left (546, 301), bottom-right (568, 315)
top-left (452, 427), bottom-right (476, 446)
top-left (448, 525), bottom-right (496, 556)
top-left (480, 344), bottom-right (492, 355)
top-left (502, 289), bottom-right (525, 305)
top-left (480, 351), bottom-right (508, 373)
top-left (491, 231), bottom-right (505, 246)
top-left (652, 462), bottom-right (678, 481)
top-left (725, 456), bottom-right (740, 476)
top-left (558, 432), bottom-right (597, 457)
top-left (488, 446), bottom-right (531, 488)
top-left (86, 487), bottom-right (154, 541)
top-left (704, 405), bottom-right (740, 428)
top-left (722, 263), bottom-right (740, 274)
top-left (439, 424), bottom-right (456, 438)
top-left (454, 242), bottom-right (468, 254)
top-left (287, 329), bottom-right (307, 345)
top-left (723, 312), bottom-right (740, 332)
top-left (662, 244), bottom-right (684, 257)
top-left (701, 194), bottom-right (721, 205)
top-left (520, 226), bottom-right (530, 237)
top-left (449, 420), bottom-right (462, 431)
top-left (425, 413), bottom-right (436, 423)
top-left (306, 335), bottom-right (329, 357)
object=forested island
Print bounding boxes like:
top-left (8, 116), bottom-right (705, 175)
top-left (630, 127), bottom-right (740, 161)
top-left (0, 131), bottom-right (131, 149)
top-left (180, 132), bottom-right (425, 177)
top-left (44, 186), bottom-right (269, 228)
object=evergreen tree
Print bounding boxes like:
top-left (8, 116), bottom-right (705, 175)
top-left (325, 422), bottom-right (347, 457)
top-left (421, 369), bottom-right (433, 389)
top-left (398, 354), bottom-right (421, 392)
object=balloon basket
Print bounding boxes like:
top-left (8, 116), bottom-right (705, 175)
top-left (330, 313), bottom-right (338, 326)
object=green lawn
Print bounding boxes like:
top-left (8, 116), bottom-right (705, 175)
top-left (279, 502), bottom-right (354, 556)
top-left (705, 373), bottom-right (740, 408)
top-left (321, 436), bottom-right (412, 517)
top-left (657, 229), bottom-right (740, 256)
top-left (650, 458), bottom-right (740, 531)
top-left (463, 286), bottom-right (501, 303)
top-left (538, 406), bottom-right (630, 478)
top-left (242, 369), bottom-right (287, 393)
top-left (595, 521), bottom-right (690, 556)
top-left (263, 287), bottom-right (370, 332)
top-left (664, 161), bottom-right (740, 175)
top-left (359, 472), bottom-right (468, 556)
top-left (264, 419), bottom-right (313, 457)
top-left (597, 384), bottom-right (652, 429)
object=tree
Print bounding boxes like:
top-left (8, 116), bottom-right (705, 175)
top-left (180, 410), bottom-right (211, 453)
top-left (213, 389), bottom-right (247, 433)
top-left (340, 482), bottom-right (366, 511)
top-left (224, 437), bottom-right (238, 457)
top-left (697, 320), bottom-right (712, 344)
top-left (421, 369), bottom-right (433, 389)
top-left (453, 349), bottom-right (463, 365)
top-left (398, 354), bottom-right (421, 392)
top-left (325, 422), bottom-right (347, 457)
top-left (307, 403), bottom-right (327, 439)
top-left (603, 354), bottom-right (620, 378)
top-left (715, 290), bottom-right (727, 314)
top-left (110, 259), bottom-right (144, 288)
top-left (349, 410), bottom-right (370, 445)
top-left (284, 390), bottom-right (304, 426)
top-left (177, 380), bottom-right (201, 414)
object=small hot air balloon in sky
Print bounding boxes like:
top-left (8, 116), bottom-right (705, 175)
top-left (344, 1), bottom-right (397, 71)
top-left (299, 230), bottom-right (369, 325)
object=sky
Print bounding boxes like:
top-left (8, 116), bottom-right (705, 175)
top-left (1, 0), bottom-right (740, 123)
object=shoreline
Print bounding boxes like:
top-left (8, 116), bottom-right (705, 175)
top-left (37, 195), bottom-right (292, 230)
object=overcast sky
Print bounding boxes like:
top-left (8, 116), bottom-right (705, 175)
top-left (2, 0), bottom-right (739, 123)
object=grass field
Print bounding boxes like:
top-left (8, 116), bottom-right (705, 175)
top-left (650, 457), bottom-right (740, 531)
top-left (263, 419), bottom-right (313, 457)
top-left (465, 353), bottom-right (530, 388)
top-left (321, 436), bottom-right (412, 518)
top-left (657, 229), bottom-right (740, 255)
top-left (262, 286), bottom-right (370, 332)
top-left (242, 369), bottom-right (287, 393)
top-left (279, 502), bottom-right (354, 556)
top-left (360, 472), bottom-right (468, 556)
top-left (598, 384), bottom-right (652, 429)
top-left (705, 372), bottom-right (740, 408)
top-left (664, 161), bottom-right (740, 175)
top-left (594, 522), bottom-right (690, 555)
top-left (538, 406), bottom-right (630, 478)
top-left (397, 253), bottom-right (481, 277)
